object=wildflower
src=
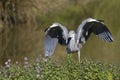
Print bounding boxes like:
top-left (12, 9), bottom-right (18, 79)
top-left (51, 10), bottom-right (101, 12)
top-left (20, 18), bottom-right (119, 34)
top-left (23, 57), bottom-right (29, 68)
top-left (5, 61), bottom-right (8, 65)
top-left (5, 59), bottom-right (11, 68)
top-left (41, 75), bottom-right (44, 79)
top-left (6, 64), bottom-right (10, 68)
top-left (42, 58), bottom-right (48, 63)
top-left (24, 57), bottom-right (28, 61)
top-left (8, 59), bottom-right (11, 63)
top-left (36, 74), bottom-right (40, 78)
top-left (36, 58), bottom-right (40, 63)
top-left (15, 61), bottom-right (19, 65)
top-left (4, 72), bottom-right (8, 78)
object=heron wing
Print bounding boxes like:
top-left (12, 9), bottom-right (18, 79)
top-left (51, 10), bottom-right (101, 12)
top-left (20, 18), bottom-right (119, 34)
top-left (44, 23), bottom-right (68, 57)
top-left (45, 22), bottom-right (68, 45)
top-left (92, 22), bottom-right (114, 42)
top-left (76, 18), bottom-right (114, 43)
top-left (76, 18), bottom-right (94, 43)
top-left (44, 35), bottom-right (58, 57)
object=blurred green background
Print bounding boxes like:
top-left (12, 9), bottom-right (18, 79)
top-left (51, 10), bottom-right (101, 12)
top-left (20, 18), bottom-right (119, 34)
top-left (0, 0), bottom-right (120, 65)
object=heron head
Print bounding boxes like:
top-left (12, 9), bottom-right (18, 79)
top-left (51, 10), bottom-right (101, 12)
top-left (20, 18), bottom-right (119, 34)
top-left (68, 30), bottom-right (75, 38)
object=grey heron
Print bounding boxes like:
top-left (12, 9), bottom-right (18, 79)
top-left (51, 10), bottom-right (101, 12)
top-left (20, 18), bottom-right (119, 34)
top-left (44, 18), bottom-right (114, 62)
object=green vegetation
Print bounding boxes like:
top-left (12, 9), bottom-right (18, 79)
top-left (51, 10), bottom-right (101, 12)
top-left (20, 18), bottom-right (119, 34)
top-left (0, 0), bottom-right (119, 65)
top-left (0, 57), bottom-right (119, 80)
top-left (0, 0), bottom-right (119, 64)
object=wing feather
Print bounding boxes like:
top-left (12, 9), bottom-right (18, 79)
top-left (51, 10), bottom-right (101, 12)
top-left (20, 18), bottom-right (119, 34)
top-left (76, 18), bottom-right (114, 44)
top-left (45, 23), bottom-right (68, 45)
top-left (92, 22), bottom-right (114, 42)
top-left (44, 35), bottom-right (58, 57)
top-left (44, 23), bottom-right (68, 57)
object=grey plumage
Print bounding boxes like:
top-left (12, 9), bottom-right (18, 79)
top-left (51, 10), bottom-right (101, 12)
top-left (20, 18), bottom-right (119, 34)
top-left (44, 35), bottom-right (58, 56)
top-left (44, 18), bottom-right (114, 57)
top-left (44, 22), bottom-right (68, 57)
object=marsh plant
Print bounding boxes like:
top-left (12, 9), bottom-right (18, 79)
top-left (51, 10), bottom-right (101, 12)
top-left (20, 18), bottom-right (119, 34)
top-left (0, 56), bottom-right (119, 80)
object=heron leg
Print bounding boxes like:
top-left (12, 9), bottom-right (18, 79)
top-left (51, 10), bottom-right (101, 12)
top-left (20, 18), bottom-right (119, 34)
top-left (78, 51), bottom-right (80, 62)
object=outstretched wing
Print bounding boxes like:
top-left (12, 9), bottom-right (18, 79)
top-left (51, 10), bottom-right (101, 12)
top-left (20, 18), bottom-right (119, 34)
top-left (44, 22), bottom-right (68, 57)
top-left (76, 18), bottom-right (114, 44)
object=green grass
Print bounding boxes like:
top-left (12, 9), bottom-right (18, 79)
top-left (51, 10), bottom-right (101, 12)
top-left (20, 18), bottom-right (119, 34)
top-left (0, 57), bottom-right (119, 80)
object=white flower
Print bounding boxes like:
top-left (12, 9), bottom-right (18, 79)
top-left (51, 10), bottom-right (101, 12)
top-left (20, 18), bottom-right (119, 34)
top-left (8, 59), bottom-right (11, 63)
top-left (24, 57), bottom-right (28, 61)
